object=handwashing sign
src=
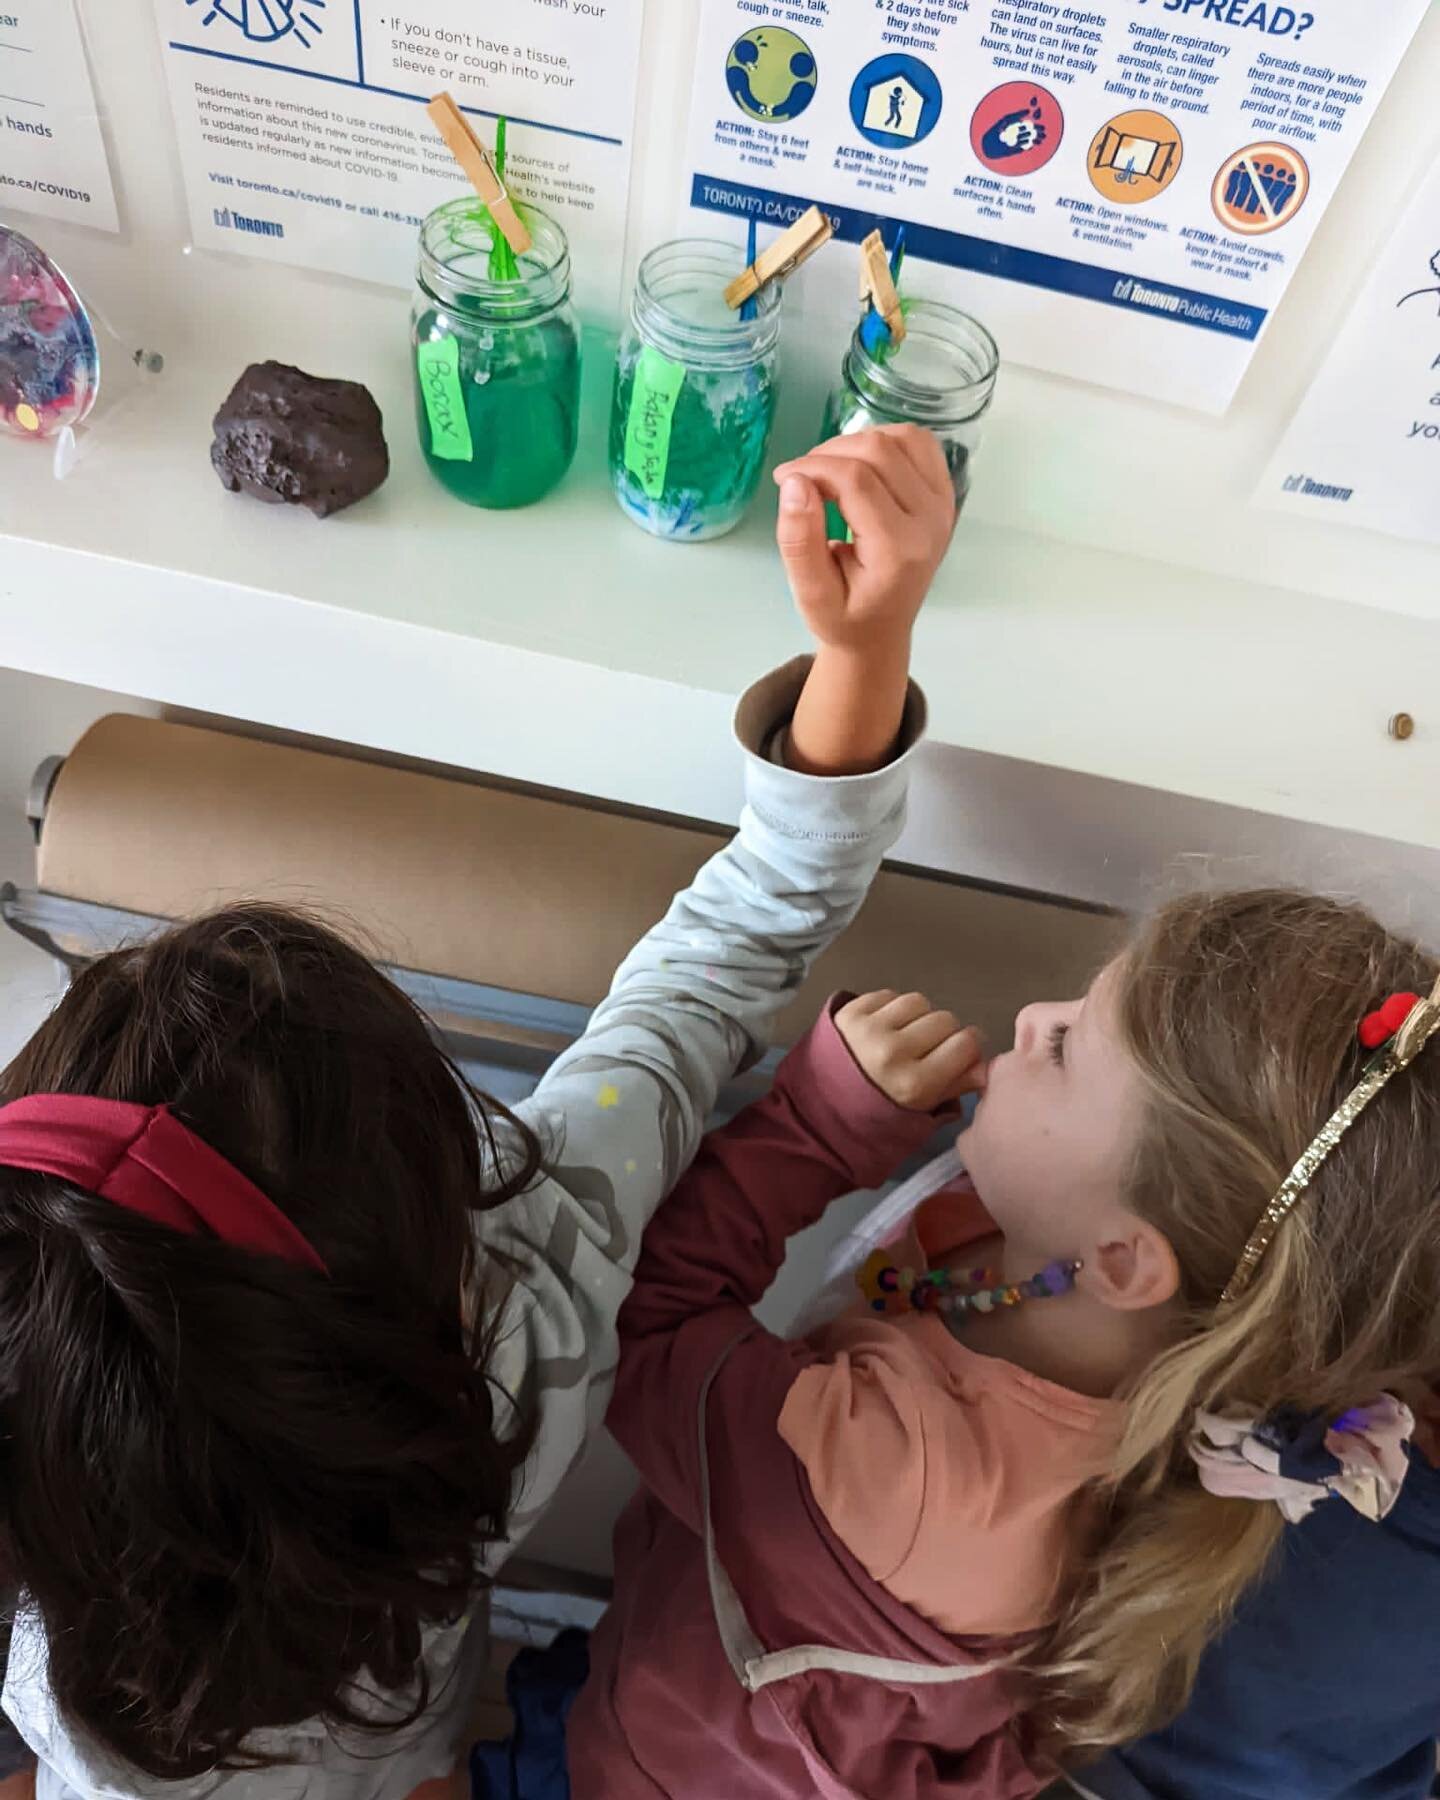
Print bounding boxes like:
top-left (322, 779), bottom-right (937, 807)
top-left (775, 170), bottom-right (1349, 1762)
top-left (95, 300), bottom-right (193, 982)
top-left (682, 0), bottom-right (1429, 411)
top-left (0, 0), bottom-right (118, 232)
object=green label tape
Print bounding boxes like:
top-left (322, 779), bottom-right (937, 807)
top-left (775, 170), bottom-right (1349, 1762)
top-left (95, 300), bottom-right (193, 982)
top-left (417, 336), bottom-right (473, 463)
top-left (623, 346), bottom-right (686, 501)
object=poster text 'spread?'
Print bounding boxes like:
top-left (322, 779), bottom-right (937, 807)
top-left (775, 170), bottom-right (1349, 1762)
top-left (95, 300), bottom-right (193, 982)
top-left (684, 0), bottom-right (1428, 412)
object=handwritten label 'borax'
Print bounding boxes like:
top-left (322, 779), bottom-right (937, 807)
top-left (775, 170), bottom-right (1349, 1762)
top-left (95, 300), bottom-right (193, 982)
top-left (623, 345), bottom-right (687, 499)
top-left (417, 335), bottom-right (473, 462)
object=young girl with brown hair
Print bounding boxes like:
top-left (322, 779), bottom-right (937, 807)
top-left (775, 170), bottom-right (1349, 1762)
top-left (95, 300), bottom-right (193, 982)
top-left (0, 428), bottom-right (958, 1800)
top-left (569, 882), bottom-right (1440, 1798)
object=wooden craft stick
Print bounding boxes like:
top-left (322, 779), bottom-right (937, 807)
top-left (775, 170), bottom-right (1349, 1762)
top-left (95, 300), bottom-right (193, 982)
top-left (859, 229), bottom-right (906, 344)
top-left (426, 93), bottom-right (532, 257)
top-left (724, 205), bottom-right (834, 310)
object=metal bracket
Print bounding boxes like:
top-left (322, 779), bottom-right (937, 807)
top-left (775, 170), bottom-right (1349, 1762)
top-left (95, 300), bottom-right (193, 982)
top-left (25, 757), bottom-right (65, 846)
top-left (0, 885), bottom-right (783, 1110)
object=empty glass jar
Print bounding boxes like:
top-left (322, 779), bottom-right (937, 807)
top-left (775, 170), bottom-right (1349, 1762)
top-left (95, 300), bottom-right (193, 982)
top-left (821, 299), bottom-right (998, 515)
top-left (412, 198), bottom-right (580, 510)
top-left (609, 239), bottom-right (783, 543)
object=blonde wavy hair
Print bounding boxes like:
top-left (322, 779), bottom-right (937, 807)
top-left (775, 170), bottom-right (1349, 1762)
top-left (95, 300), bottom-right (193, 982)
top-left (1032, 888), bottom-right (1440, 1760)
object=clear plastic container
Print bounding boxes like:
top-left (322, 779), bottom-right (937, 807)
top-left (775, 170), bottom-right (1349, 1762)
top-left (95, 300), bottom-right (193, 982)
top-left (0, 224), bottom-right (170, 481)
top-left (411, 198), bottom-right (580, 510)
top-left (821, 299), bottom-right (999, 516)
top-left (609, 240), bottom-right (783, 543)
top-left (0, 226), bottom-right (99, 443)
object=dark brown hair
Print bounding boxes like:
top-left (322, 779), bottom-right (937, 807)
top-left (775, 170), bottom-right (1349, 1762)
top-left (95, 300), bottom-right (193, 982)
top-left (0, 905), bottom-right (543, 1779)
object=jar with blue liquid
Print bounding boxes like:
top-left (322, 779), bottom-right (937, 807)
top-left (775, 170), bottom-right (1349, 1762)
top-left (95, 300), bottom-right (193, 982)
top-left (609, 240), bottom-right (783, 543)
top-left (822, 299), bottom-right (998, 515)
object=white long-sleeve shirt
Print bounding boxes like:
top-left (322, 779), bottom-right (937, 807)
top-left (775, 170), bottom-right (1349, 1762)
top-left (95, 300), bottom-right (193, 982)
top-left (5, 658), bottom-right (925, 1800)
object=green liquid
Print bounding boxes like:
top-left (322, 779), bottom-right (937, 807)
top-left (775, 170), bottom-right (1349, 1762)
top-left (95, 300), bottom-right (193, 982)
top-left (609, 346), bottom-right (776, 542)
top-left (414, 307), bottom-right (580, 510)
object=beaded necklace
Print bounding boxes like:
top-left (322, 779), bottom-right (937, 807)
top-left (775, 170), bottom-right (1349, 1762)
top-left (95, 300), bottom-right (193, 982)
top-left (857, 1247), bottom-right (1082, 1322)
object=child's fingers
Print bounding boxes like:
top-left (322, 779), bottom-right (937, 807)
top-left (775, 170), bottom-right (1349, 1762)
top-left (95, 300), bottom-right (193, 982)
top-left (894, 1008), bottom-right (967, 1058)
top-left (792, 426), bottom-right (950, 520)
top-left (841, 989), bottom-right (899, 1019)
top-left (775, 473), bottom-right (846, 618)
top-left (773, 451), bottom-right (906, 547)
top-left (775, 427), bottom-right (952, 526)
top-left (781, 434), bottom-right (922, 520)
top-left (922, 1027), bottom-right (987, 1099)
top-left (867, 423), bottom-right (954, 506)
top-left (872, 991), bottom-right (935, 1029)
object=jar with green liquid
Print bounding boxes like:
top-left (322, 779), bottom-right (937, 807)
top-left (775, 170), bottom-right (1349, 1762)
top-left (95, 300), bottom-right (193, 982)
top-left (411, 198), bottom-right (579, 509)
top-left (609, 240), bottom-right (783, 543)
top-left (821, 298), bottom-right (998, 534)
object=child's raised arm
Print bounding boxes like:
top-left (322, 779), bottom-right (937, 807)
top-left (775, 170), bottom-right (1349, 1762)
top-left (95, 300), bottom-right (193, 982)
top-left (776, 424), bottom-right (956, 778)
top-left (472, 429), bottom-right (956, 1563)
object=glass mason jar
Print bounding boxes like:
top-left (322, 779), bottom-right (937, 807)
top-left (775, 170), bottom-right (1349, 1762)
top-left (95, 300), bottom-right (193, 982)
top-left (609, 240), bottom-right (783, 543)
top-left (821, 300), bottom-right (999, 516)
top-left (411, 197), bottom-right (580, 510)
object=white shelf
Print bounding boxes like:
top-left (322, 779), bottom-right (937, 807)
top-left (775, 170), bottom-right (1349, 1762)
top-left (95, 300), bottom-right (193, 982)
top-left (3, 0), bottom-right (1440, 918)
top-left (4, 257), bottom-right (1440, 922)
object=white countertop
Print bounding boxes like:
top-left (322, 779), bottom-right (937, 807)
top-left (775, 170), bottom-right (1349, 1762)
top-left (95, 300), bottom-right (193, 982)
top-left (4, 251), bottom-right (1440, 901)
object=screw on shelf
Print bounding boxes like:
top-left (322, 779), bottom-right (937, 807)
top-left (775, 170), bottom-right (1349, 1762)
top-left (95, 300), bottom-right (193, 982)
top-left (1389, 713), bottom-right (1416, 741)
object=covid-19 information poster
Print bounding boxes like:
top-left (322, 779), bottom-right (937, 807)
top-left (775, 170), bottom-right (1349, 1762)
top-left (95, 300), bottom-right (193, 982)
top-left (683, 0), bottom-right (1429, 411)
top-left (149, 0), bottom-right (643, 315)
top-left (0, 0), bottom-right (118, 233)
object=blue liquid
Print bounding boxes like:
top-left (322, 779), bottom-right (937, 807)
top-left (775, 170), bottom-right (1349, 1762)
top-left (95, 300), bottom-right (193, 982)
top-left (610, 344), bottom-right (776, 543)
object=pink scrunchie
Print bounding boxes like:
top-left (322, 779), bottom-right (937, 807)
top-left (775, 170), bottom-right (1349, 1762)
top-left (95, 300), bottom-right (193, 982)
top-left (1189, 1394), bottom-right (1415, 1524)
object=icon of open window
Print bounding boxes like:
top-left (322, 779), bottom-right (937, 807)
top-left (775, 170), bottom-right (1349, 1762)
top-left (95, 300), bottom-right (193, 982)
top-left (1093, 127), bottom-right (1177, 185)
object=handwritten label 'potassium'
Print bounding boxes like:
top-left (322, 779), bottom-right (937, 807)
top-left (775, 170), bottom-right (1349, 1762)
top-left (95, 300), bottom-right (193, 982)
top-left (417, 336), bottom-right (473, 463)
top-left (623, 346), bottom-right (686, 500)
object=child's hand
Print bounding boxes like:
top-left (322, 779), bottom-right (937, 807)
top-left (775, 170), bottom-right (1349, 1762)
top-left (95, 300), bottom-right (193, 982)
top-left (773, 425), bottom-right (956, 655)
top-left (773, 427), bottom-right (955, 777)
top-left (836, 990), bottom-right (986, 1112)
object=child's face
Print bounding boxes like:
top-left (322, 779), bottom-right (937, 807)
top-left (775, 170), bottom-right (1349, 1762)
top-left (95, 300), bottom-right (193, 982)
top-left (960, 963), bottom-right (1146, 1260)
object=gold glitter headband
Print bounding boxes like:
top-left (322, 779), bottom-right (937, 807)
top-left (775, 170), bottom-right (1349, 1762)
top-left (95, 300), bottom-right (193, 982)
top-left (1221, 972), bottom-right (1440, 1304)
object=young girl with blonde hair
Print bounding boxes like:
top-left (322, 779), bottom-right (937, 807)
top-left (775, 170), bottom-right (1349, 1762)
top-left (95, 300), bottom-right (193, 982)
top-left (570, 879), bottom-right (1440, 1798)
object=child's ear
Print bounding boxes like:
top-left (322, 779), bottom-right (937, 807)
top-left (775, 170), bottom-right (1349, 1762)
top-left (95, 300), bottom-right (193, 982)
top-left (1082, 1215), bottom-right (1180, 1312)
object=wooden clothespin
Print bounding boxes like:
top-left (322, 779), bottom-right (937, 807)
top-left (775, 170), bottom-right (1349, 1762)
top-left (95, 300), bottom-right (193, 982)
top-left (426, 93), bottom-right (532, 257)
top-left (724, 205), bottom-right (834, 311)
top-left (859, 229), bottom-right (905, 346)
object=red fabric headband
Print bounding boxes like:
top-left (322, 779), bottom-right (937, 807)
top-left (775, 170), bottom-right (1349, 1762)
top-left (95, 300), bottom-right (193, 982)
top-left (0, 1095), bottom-right (327, 1274)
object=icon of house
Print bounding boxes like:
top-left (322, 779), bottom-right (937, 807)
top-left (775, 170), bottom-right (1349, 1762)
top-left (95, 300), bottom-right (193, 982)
top-left (862, 74), bottom-right (924, 139)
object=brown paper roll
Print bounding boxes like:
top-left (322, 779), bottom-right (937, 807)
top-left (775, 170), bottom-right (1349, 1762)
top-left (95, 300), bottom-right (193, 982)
top-left (36, 716), bottom-right (1118, 1048)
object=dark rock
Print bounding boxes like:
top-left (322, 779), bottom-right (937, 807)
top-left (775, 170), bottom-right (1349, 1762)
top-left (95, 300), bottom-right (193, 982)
top-left (210, 361), bottom-right (389, 518)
